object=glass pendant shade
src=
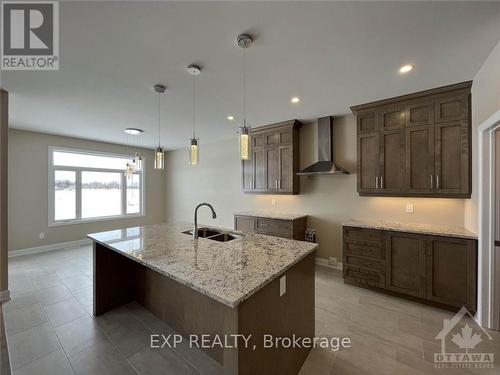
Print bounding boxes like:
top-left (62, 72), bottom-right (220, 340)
top-left (154, 146), bottom-right (165, 170)
top-left (135, 153), bottom-right (143, 171)
top-left (239, 125), bottom-right (251, 160)
top-left (125, 162), bottom-right (134, 179)
top-left (189, 138), bottom-right (199, 166)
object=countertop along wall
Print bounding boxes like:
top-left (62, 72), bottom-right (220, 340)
top-left (8, 129), bottom-right (166, 251)
top-left (165, 115), bottom-right (467, 260)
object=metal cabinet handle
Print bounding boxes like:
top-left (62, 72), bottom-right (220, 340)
top-left (278, 179), bottom-right (281, 189)
top-left (430, 175), bottom-right (433, 189)
top-left (436, 175), bottom-right (440, 189)
top-left (275, 179), bottom-right (278, 189)
top-left (380, 176), bottom-right (384, 189)
top-left (375, 176), bottom-right (379, 189)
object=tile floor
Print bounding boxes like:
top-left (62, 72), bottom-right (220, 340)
top-left (1, 246), bottom-right (499, 375)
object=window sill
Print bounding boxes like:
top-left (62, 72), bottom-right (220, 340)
top-left (48, 213), bottom-right (146, 227)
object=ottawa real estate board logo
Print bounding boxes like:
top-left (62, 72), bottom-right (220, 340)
top-left (1, 1), bottom-right (59, 70)
top-left (434, 307), bottom-right (495, 369)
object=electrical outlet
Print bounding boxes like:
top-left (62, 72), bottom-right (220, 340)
top-left (280, 275), bottom-right (286, 296)
top-left (406, 203), bottom-right (414, 214)
top-left (271, 199), bottom-right (276, 207)
top-left (39, 232), bottom-right (45, 239)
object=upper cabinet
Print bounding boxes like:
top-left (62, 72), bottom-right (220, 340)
top-left (351, 81), bottom-right (472, 198)
top-left (241, 120), bottom-right (301, 195)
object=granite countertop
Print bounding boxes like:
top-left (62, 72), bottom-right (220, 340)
top-left (344, 219), bottom-right (477, 240)
top-left (87, 223), bottom-right (317, 308)
top-left (234, 209), bottom-right (307, 220)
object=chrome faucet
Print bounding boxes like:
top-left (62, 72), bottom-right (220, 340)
top-left (193, 203), bottom-right (217, 239)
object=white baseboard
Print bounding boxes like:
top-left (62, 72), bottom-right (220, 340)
top-left (0, 289), bottom-right (10, 302)
top-left (8, 239), bottom-right (92, 258)
top-left (315, 257), bottom-right (343, 271)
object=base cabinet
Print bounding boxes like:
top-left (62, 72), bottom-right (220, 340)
top-left (343, 226), bottom-right (477, 311)
top-left (234, 215), bottom-right (307, 241)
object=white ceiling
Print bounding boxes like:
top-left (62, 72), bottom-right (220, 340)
top-left (2, 1), bottom-right (500, 150)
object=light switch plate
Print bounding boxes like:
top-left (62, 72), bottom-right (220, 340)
top-left (280, 275), bottom-right (286, 296)
top-left (406, 203), bottom-right (414, 214)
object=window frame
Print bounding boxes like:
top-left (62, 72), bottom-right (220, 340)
top-left (48, 146), bottom-right (145, 226)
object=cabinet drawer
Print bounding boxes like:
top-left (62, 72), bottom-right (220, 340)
top-left (345, 241), bottom-right (385, 260)
top-left (344, 266), bottom-right (385, 288)
top-left (344, 227), bottom-right (383, 244)
top-left (344, 254), bottom-right (385, 273)
top-left (255, 218), bottom-right (292, 237)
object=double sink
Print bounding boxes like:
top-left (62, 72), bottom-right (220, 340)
top-left (182, 227), bottom-right (243, 242)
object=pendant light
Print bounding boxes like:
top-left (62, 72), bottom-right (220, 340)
top-left (124, 128), bottom-right (144, 173)
top-left (153, 84), bottom-right (166, 170)
top-left (187, 64), bottom-right (201, 166)
top-left (237, 33), bottom-right (253, 160)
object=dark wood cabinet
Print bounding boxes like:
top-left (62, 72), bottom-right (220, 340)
top-left (343, 225), bottom-right (478, 312)
top-left (241, 120), bottom-right (301, 195)
top-left (385, 232), bottom-right (426, 298)
top-left (234, 214), bottom-right (307, 241)
top-left (351, 81), bottom-right (472, 198)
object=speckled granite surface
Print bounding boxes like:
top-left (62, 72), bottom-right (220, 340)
top-left (234, 209), bottom-right (307, 220)
top-left (344, 219), bottom-right (477, 240)
top-left (88, 223), bottom-right (317, 308)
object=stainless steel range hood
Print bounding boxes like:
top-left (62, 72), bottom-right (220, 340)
top-left (297, 116), bottom-right (349, 176)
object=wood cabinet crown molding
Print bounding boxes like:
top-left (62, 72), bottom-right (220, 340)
top-left (353, 81), bottom-right (472, 198)
top-left (241, 119), bottom-right (302, 195)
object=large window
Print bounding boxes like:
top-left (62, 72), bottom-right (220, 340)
top-left (49, 148), bottom-right (144, 225)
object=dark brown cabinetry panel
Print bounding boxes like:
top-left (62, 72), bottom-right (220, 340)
top-left (357, 133), bottom-right (379, 193)
top-left (241, 120), bottom-right (301, 195)
top-left (385, 233), bottom-right (426, 298)
top-left (351, 81), bottom-right (472, 198)
top-left (343, 226), bottom-right (477, 312)
top-left (234, 215), bottom-right (307, 241)
top-left (426, 237), bottom-right (476, 311)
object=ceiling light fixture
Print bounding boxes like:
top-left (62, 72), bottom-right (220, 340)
top-left (399, 64), bottom-right (414, 74)
top-left (291, 97), bottom-right (300, 104)
top-left (237, 33), bottom-right (253, 161)
top-left (153, 83), bottom-right (166, 170)
top-left (227, 115), bottom-right (235, 121)
top-left (187, 64), bottom-right (201, 166)
top-left (124, 128), bottom-right (144, 135)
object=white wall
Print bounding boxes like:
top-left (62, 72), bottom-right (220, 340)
top-left (465, 40), bottom-right (500, 233)
top-left (8, 129), bottom-right (166, 251)
top-left (165, 115), bottom-right (467, 260)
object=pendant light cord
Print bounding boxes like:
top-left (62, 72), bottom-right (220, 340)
top-left (243, 47), bottom-right (246, 127)
top-left (157, 93), bottom-right (161, 147)
top-left (192, 74), bottom-right (196, 139)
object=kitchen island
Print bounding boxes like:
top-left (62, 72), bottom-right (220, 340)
top-left (88, 222), bottom-right (317, 375)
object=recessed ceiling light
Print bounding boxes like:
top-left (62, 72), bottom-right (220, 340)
top-left (124, 128), bottom-right (144, 135)
top-left (291, 97), bottom-right (300, 104)
top-left (399, 64), bottom-right (414, 74)
top-left (227, 115), bottom-right (235, 121)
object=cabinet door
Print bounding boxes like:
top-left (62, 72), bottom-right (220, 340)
top-left (253, 149), bottom-right (266, 191)
top-left (434, 120), bottom-right (469, 195)
top-left (266, 147), bottom-right (279, 191)
top-left (380, 129), bottom-right (404, 193)
top-left (234, 216), bottom-right (255, 233)
top-left (357, 111), bottom-right (378, 133)
top-left (405, 126), bottom-right (435, 194)
top-left (378, 105), bottom-right (404, 131)
top-left (426, 237), bottom-right (477, 311)
top-left (357, 132), bottom-right (380, 193)
top-left (241, 159), bottom-right (253, 191)
top-left (435, 94), bottom-right (468, 123)
top-left (279, 145), bottom-right (293, 192)
top-left (405, 100), bottom-right (434, 127)
top-left (386, 232), bottom-right (426, 298)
